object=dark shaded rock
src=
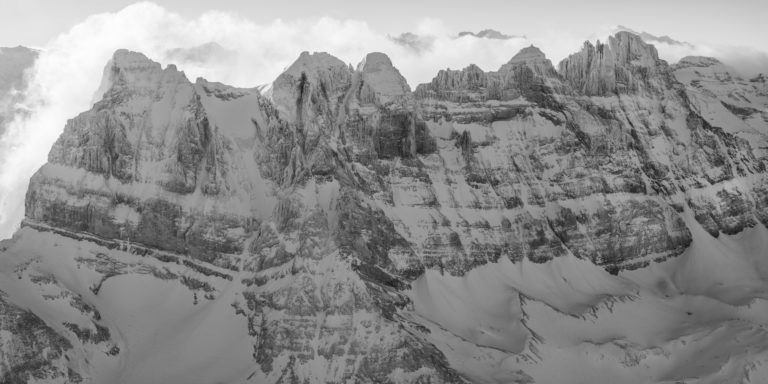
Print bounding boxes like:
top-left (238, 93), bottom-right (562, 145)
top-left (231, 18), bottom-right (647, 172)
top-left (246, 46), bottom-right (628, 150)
top-left (0, 295), bottom-right (78, 383)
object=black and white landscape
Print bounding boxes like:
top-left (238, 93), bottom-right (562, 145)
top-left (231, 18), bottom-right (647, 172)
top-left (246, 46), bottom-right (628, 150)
top-left (1, 2), bottom-right (768, 383)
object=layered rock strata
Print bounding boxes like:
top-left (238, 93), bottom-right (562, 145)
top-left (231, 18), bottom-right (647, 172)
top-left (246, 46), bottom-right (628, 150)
top-left (2, 32), bottom-right (768, 383)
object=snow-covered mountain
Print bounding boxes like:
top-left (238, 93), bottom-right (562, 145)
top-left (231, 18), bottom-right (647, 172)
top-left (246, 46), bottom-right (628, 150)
top-left (388, 29), bottom-right (524, 54)
top-left (2, 31), bottom-right (768, 383)
top-left (457, 29), bottom-right (521, 40)
top-left (615, 25), bottom-right (694, 48)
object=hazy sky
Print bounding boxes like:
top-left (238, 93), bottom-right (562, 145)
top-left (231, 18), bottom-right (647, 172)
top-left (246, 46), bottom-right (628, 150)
top-left (2, 0), bottom-right (767, 50)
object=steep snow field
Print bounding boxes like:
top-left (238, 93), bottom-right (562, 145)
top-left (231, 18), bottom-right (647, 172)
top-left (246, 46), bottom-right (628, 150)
top-left (0, 228), bottom-right (255, 384)
top-left (4, 210), bottom-right (767, 383)
top-left (409, 211), bottom-right (768, 384)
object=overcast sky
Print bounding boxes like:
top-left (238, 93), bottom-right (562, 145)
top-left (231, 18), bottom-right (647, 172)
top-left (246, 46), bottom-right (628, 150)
top-left (2, 0), bottom-right (767, 50)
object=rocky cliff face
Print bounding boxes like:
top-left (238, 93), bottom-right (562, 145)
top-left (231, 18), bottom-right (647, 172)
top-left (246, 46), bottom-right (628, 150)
top-left (558, 31), bottom-right (669, 96)
top-left (2, 32), bottom-right (768, 384)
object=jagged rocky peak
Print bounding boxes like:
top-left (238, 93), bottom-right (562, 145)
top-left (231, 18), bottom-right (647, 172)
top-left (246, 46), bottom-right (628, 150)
top-left (501, 44), bottom-right (558, 77)
top-left (111, 48), bottom-right (157, 68)
top-left (93, 49), bottom-right (188, 103)
top-left (358, 51), bottom-right (394, 70)
top-left (416, 45), bottom-right (562, 106)
top-left (269, 50), bottom-right (353, 122)
top-left (109, 49), bottom-right (184, 84)
top-left (282, 50), bottom-right (349, 77)
top-left (28, 47), bottom-right (261, 271)
top-left (558, 31), bottom-right (664, 95)
top-left (357, 51), bottom-right (411, 104)
top-left (609, 30), bottom-right (660, 65)
top-left (95, 49), bottom-right (192, 105)
top-left (40, 48), bottom-right (217, 193)
top-left (428, 64), bottom-right (486, 90)
top-left (413, 63), bottom-right (487, 102)
top-left (509, 45), bottom-right (547, 63)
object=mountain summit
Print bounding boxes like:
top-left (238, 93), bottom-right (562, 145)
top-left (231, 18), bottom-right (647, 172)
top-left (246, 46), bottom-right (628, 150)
top-left (509, 45), bottom-right (547, 62)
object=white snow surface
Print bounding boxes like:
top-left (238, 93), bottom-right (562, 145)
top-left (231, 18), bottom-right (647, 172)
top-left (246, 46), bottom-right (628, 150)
top-left (407, 211), bottom-right (768, 384)
top-left (673, 55), bottom-right (768, 155)
top-left (0, 228), bottom-right (254, 384)
top-left (4, 207), bottom-right (768, 383)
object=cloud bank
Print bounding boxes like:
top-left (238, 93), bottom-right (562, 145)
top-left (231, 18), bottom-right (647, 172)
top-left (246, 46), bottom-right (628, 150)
top-left (0, 1), bottom-right (766, 239)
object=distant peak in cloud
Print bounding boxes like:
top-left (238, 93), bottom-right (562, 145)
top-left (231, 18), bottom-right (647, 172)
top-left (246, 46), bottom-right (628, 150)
top-left (387, 32), bottom-right (435, 54)
top-left (0, 46), bottom-right (38, 92)
top-left (389, 29), bottom-right (526, 56)
top-left (675, 56), bottom-right (723, 68)
top-left (614, 25), bottom-right (693, 48)
top-left (0, 45), bottom-right (38, 54)
top-left (457, 29), bottom-right (524, 40)
top-left (165, 42), bottom-right (236, 64)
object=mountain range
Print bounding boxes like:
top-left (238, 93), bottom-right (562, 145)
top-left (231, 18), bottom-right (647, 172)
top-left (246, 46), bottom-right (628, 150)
top-left (1, 30), bottom-right (768, 383)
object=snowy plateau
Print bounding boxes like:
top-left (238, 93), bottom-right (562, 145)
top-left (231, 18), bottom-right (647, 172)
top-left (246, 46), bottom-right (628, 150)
top-left (2, 31), bottom-right (768, 384)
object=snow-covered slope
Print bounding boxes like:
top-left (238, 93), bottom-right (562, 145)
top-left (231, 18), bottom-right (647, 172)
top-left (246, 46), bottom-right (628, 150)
top-left (2, 31), bottom-right (768, 383)
top-left (673, 56), bottom-right (768, 155)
